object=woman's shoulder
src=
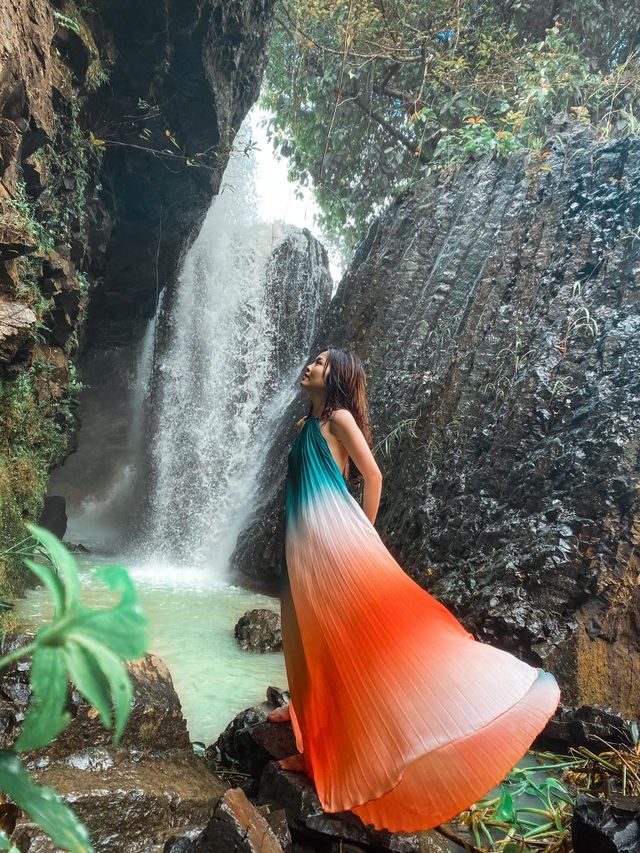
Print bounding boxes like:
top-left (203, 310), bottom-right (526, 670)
top-left (295, 416), bottom-right (308, 433)
top-left (327, 407), bottom-right (356, 426)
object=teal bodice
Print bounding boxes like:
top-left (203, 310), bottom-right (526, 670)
top-left (286, 416), bottom-right (348, 525)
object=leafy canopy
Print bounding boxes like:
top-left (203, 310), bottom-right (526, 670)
top-left (263, 0), bottom-right (640, 248)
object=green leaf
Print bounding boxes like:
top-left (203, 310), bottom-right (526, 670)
top-left (25, 525), bottom-right (80, 616)
top-left (494, 785), bottom-right (517, 823)
top-left (65, 638), bottom-right (133, 746)
top-left (79, 566), bottom-right (149, 660)
top-left (15, 646), bottom-right (70, 752)
top-left (63, 642), bottom-right (113, 731)
top-left (22, 557), bottom-right (64, 618)
top-left (0, 752), bottom-right (93, 853)
top-left (0, 828), bottom-right (18, 852)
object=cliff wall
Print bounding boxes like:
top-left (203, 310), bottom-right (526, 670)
top-left (232, 126), bottom-right (640, 716)
top-left (0, 0), bottom-right (276, 598)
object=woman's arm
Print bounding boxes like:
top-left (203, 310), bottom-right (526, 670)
top-left (329, 409), bottom-right (383, 524)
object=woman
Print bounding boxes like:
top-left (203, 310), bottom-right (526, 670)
top-left (269, 346), bottom-right (560, 833)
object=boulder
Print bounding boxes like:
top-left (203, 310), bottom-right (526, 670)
top-left (235, 609), bottom-right (283, 653)
top-left (192, 787), bottom-right (284, 852)
top-left (536, 703), bottom-right (638, 753)
top-left (37, 495), bottom-right (67, 540)
top-left (211, 691), bottom-right (451, 853)
top-left (1, 637), bottom-right (227, 852)
top-left (572, 793), bottom-right (640, 853)
top-left (209, 699), bottom-right (296, 781)
top-left (0, 298), bottom-right (36, 365)
top-left (258, 762), bottom-right (451, 853)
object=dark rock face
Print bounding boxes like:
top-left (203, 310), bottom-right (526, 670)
top-left (1, 637), bottom-right (227, 852)
top-left (572, 793), bottom-right (640, 853)
top-left (85, 0), bottom-right (278, 348)
top-left (37, 495), bottom-right (67, 539)
top-left (210, 701), bottom-right (297, 782)
top-left (535, 704), bottom-right (638, 753)
top-left (192, 787), bottom-right (285, 853)
top-left (235, 609), bottom-right (283, 653)
top-left (232, 129), bottom-right (640, 716)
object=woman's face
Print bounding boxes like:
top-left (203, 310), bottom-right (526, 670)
top-left (301, 350), bottom-right (329, 391)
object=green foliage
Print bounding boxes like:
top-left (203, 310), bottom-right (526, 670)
top-left (0, 828), bottom-right (19, 852)
top-left (264, 0), bottom-right (640, 247)
top-left (449, 752), bottom-right (580, 851)
top-left (52, 10), bottom-right (81, 34)
top-left (375, 418), bottom-right (418, 458)
top-left (0, 526), bottom-right (149, 851)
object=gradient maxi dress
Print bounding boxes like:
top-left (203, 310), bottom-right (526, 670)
top-left (280, 414), bottom-right (560, 832)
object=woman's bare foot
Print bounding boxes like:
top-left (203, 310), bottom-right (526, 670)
top-left (267, 704), bottom-right (291, 723)
top-left (278, 753), bottom-right (306, 772)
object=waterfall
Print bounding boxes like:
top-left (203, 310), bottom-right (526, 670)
top-left (129, 139), bottom-right (331, 570)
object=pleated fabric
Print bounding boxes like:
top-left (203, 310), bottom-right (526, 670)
top-left (281, 416), bottom-right (560, 833)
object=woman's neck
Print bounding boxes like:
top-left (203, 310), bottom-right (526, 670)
top-left (309, 391), bottom-right (327, 418)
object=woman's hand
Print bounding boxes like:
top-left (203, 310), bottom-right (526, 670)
top-left (329, 409), bottom-right (383, 524)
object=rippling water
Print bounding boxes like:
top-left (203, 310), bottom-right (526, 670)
top-left (16, 554), bottom-right (287, 745)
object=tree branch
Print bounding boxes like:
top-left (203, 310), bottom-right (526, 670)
top-left (351, 94), bottom-right (430, 163)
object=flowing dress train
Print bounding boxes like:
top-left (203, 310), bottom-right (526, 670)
top-left (281, 415), bottom-right (560, 833)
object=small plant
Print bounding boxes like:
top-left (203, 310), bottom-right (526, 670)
top-left (375, 418), bottom-right (418, 457)
top-left (0, 525), bottom-right (149, 852)
top-left (442, 752), bottom-right (582, 851)
top-left (558, 305), bottom-right (599, 354)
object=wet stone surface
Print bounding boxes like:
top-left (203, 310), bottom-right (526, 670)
top-left (572, 793), bottom-right (640, 853)
top-left (235, 608), bottom-right (283, 653)
top-left (1, 636), bottom-right (227, 852)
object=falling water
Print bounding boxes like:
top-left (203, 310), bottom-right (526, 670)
top-left (130, 138), bottom-right (331, 568)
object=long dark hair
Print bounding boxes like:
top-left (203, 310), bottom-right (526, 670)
top-left (308, 346), bottom-right (373, 481)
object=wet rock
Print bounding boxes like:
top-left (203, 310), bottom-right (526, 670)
top-left (232, 132), bottom-right (640, 717)
top-left (536, 703), bottom-right (638, 753)
top-left (572, 793), bottom-right (640, 852)
top-left (11, 758), bottom-right (228, 853)
top-left (2, 637), bottom-right (225, 852)
top-left (195, 787), bottom-right (284, 852)
top-left (37, 495), bottom-right (67, 540)
top-left (258, 762), bottom-right (450, 853)
top-left (165, 837), bottom-right (198, 853)
top-left (0, 213), bottom-right (38, 260)
top-left (210, 700), bottom-right (297, 780)
top-left (235, 609), bottom-right (283, 653)
top-left (263, 808), bottom-right (292, 853)
top-left (0, 298), bottom-right (36, 365)
top-left (265, 230), bottom-right (333, 380)
top-left (267, 686), bottom-right (290, 709)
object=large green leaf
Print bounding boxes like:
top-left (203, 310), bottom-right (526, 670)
top-left (78, 566), bottom-right (149, 660)
top-left (63, 643), bottom-right (113, 731)
top-left (0, 752), bottom-right (93, 853)
top-left (14, 528), bottom-right (149, 748)
top-left (25, 525), bottom-right (80, 616)
top-left (75, 639), bottom-right (133, 745)
top-left (22, 557), bottom-right (64, 619)
top-left (494, 785), bottom-right (517, 823)
top-left (15, 647), bottom-right (70, 752)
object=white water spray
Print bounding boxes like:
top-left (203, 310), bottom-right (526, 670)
top-left (132, 135), bottom-right (331, 570)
